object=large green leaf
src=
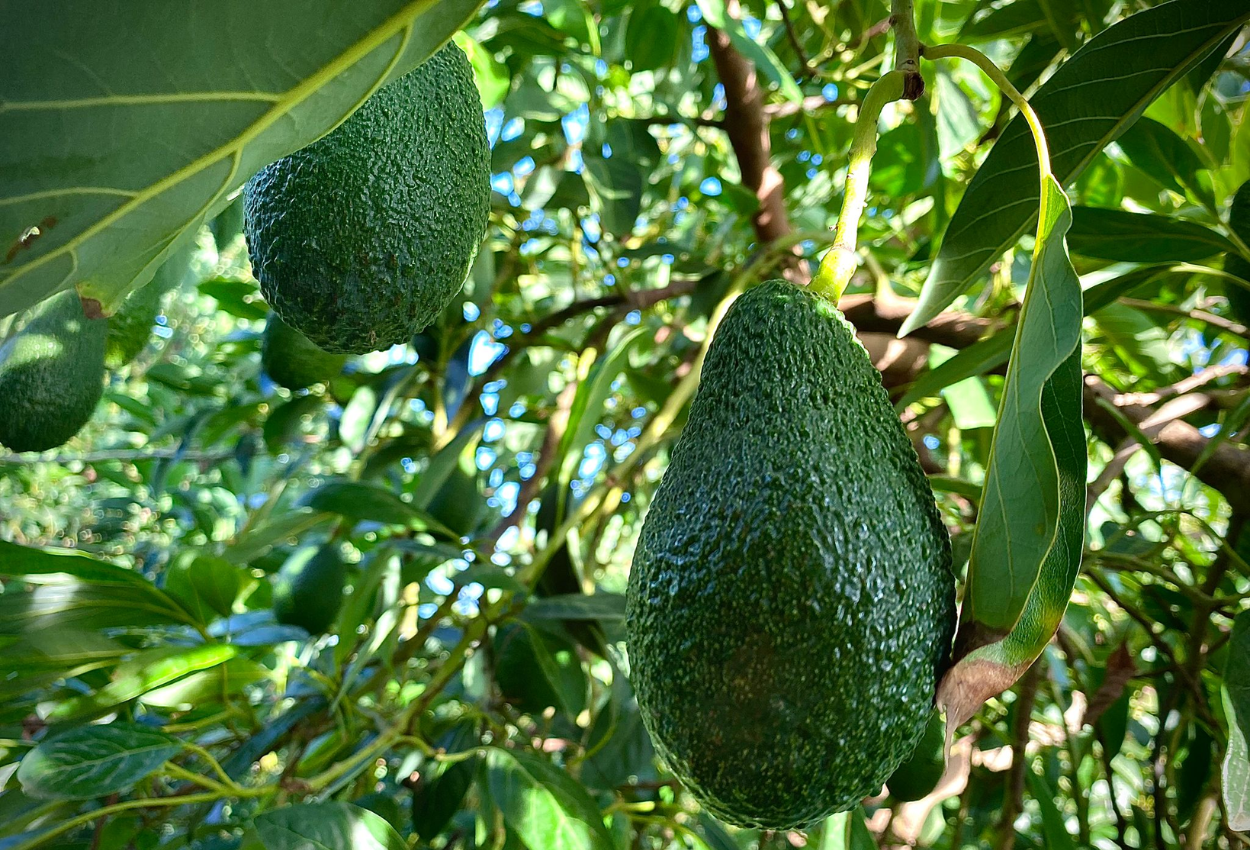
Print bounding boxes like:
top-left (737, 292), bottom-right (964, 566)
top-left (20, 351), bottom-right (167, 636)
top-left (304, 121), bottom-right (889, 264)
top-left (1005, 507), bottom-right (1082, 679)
top-left (47, 644), bottom-right (238, 721)
top-left (938, 178), bottom-right (1086, 730)
top-left (0, 0), bottom-right (483, 318)
top-left (694, 0), bottom-right (803, 104)
top-left (253, 802), bottom-right (406, 850)
top-left (1224, 683), bottom-right (1250, 832)
top-left (1067, 207), bottom-right (1232, 262)
top-left (17, 724), bottom-right (181, 800)
top-left (485, 748), bottom-right (615, 850)
top-left (1116, 117), bottom-right (1215, 207)
top-left (0, 541), bottom-right (194, 632)
top-left (904, 0), bottom-right (1250, 333)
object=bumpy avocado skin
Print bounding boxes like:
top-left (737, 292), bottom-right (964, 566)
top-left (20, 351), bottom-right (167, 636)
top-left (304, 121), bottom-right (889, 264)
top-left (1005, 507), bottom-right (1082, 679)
top-left (272, 546), bottom-right (347, 635)
top-left (244, 42), bottom-right (490, 354)
top-left (625, 280), bottom-right (955, 829)
top-left (0, 291), bottom-right (108, 453)
top-left (261, 313), bottom-right (347, 391)
top-left (885, 707), bottom-right (946, 802)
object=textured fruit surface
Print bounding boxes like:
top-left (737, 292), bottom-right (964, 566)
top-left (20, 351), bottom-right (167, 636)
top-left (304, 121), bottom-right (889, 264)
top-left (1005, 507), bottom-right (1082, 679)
top-left (272, 545), bottom-right (347, 635)
top-left (0, 291), bottom-right (108, 452)
top-left (244, 42), bottom-right (490, 354)
top-left (626, 280), bottom-right (955, 829)
top-left (261, 313), bottom-right (347, 391)
top-left (886, 707), bottom-right (946, 802)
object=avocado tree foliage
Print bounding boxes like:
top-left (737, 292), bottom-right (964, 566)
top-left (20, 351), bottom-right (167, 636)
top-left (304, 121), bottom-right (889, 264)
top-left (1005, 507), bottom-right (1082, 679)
top-left (2, 1), bottom-right (1250, 848)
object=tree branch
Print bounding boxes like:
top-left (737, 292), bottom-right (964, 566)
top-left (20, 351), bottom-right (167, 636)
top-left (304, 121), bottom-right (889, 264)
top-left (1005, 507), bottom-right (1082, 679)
top-left (707, 0), bottom-right (803, 279)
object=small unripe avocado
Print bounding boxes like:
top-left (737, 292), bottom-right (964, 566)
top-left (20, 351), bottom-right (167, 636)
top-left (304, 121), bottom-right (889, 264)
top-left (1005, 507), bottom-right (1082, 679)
top-left (626, 280), bottom-right (955, 829)
top-left (272, 545), bottom-right (347, 635)
top-left (261, 313), bottom-right (347, 391)
top-left (0, 291), bottom-right (108, 452)
top-left (244, 42), bottom-right (490, 354)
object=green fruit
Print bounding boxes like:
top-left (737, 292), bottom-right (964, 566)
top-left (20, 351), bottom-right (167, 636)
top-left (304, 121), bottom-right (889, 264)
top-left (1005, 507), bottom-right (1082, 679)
top-left (272, 545), bottom-right (347, 635)
top-left (886, 708), bottom-right (946, 802)
top-left (261, 313), bottom-right (347, 391)
top-left (625, 280), bottom-right (955, 829)
top-left (105, 245), bottom-right (193, 369)
top-left (244, 42), bottom-right (490, 354)
top-left (0, 291), bottom-right (108, 452)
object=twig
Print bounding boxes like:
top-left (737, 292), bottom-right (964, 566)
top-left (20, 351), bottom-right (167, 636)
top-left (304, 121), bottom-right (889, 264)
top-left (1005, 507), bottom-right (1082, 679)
top-left (774, 0), bottom-right (814, 75)
top-left (995, 663), bottom-right (1041, 850)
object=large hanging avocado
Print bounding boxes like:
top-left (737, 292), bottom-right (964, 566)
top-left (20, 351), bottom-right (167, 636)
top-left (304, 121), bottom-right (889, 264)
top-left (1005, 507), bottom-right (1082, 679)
top-left (0, 291), bottom-right (108, 453)
top-left (244, 42), bottom-right (490, 354)
top-left (626, 280), bottom-right (955, 829)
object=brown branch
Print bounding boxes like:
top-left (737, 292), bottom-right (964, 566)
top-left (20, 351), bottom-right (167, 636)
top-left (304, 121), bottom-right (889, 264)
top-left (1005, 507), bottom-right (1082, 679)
top-left (763, 95), bottom-right (854, 120)
top-left (1112, 363), bottom-right (1248, 407)
top-left (707, 0), bottom-right (803, 279)
top-left (1084, 375), bottom-right (1250, 515)
top-left (995, 662), bottom-right (1041, 850)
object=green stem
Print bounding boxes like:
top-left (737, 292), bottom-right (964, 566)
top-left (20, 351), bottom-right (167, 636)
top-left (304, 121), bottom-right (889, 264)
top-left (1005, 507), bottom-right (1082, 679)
top-left (923, 42), bottom-right (1052, 188)
top-left (9, 792), bottom-right (225, 850)
top-left (810, 70), bottom-right (907, 303)
top-left (890, 0), bottom-right (922, 83)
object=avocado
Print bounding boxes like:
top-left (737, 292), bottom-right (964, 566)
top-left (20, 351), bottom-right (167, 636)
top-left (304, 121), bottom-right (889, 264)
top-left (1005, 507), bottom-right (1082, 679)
top-left (105, 245), bottom-right (193, 369)
top-left (244, 42), bottom-right (490, 354)
top-left (272, 545), bottom-right (347, 635)
top-left (261, 313), bottom-right (347, 391)
top-left (885, 708), bottom-right (946, 802)
top-left (625, 280), bottom-right (955, 829)
top-left (0, 291), bottom-right (108, 452)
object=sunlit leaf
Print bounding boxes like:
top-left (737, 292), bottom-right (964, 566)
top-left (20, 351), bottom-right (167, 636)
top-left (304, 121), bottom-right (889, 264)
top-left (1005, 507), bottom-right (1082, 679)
top-left (17, 724), bottom-right (181, 800)
top-left (906, 0), bottom-right (1250, 333)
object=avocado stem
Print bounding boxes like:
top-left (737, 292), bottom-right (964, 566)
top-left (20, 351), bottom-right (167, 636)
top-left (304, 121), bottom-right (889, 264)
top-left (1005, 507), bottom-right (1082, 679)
top-left (810, 70), bottom-right (906, 304)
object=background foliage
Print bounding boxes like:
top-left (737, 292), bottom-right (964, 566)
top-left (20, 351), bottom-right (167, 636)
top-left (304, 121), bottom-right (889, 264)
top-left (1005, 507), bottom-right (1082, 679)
top-left (3, 1), bottom-right (1250, 848)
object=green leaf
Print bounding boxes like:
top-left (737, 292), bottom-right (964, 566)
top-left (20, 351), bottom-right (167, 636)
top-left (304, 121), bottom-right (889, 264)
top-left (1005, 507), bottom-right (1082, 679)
top-left (300, 479), bottom-right (449, 533)
top-left (1, 0), bottom-right (484, 318)
top-left (17, 724), bottom-right (181, 800)
top-left (47, 644), bottom-right (238, 721)
top-left (253, 802), bottom-right (407, 850)
top-left (938, 179), bottom-right (1086, 730)
top-left (1028, 771), bottom-right (1078, 850)
top-left (930, 346), bottom-right (996, 430)
top-left (223, 507), bottom-right (332, 565)
top-left (1067, 207), bottom-right (1231, 262)
top-left (1116, 117), bottom-right (1215, 207)
top-left (1226, 610), bottom-right (1250, 745)
top-left (197, 278), bottom-right (269, 321)
top-left (1225, 681), bottom-right (1250, 831)
top-left (164, 553), bottom-right (243, 622)
top-left (524, 594), bottom-right (627, 622)
top-left (694, 0), bottom-right (803, 103)
top-left (485, 748), bottom-right (615, 850)
top-left (905, 0), bottom-right (1250, 334)
top-left (0, 541), bottom-right (194, 632)
top-left (626, 6), bottom-right (680, 72)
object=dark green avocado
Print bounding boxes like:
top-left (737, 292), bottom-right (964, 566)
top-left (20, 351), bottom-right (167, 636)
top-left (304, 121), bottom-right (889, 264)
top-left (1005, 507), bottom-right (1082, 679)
top-left (261, 313), bottom-right (347, 391)
top-left (244, 42), bottom-right (490, 354)
top-left (625, 280), bottom-right (955, 829)
top-left (0, 291), bottom-right (108, 453)
top-left (272, 545), bottom-right (348, 635)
